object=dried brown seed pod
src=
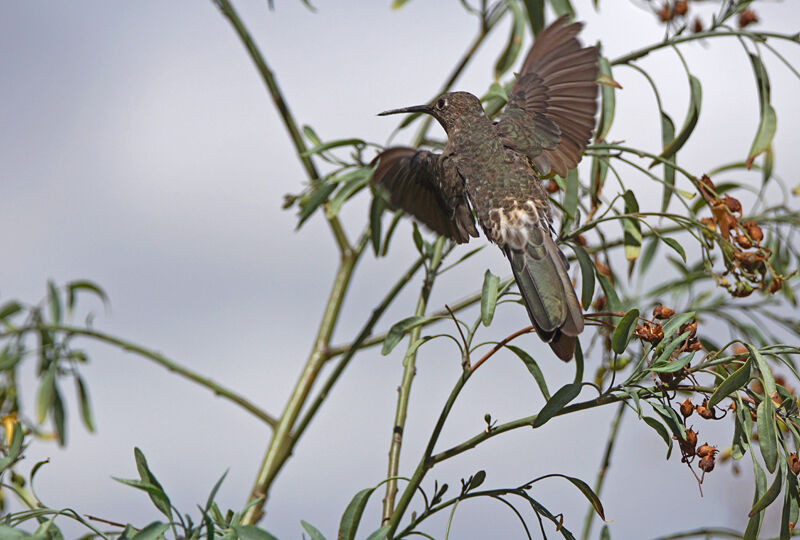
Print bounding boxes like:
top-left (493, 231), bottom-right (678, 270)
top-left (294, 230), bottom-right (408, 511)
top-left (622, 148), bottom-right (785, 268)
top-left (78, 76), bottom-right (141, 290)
top-left (681, 428), bottom-right (698, 456)
top-left (723, 194), bottom-right (742, 214)
top-left (738, 8), bottom-right (758, 28)
top-left (769, 279), bottom-right (783, 294)
top-left (696, 403), bottom-right (715, 419)
top-left (735, 234), bottom-right (752, 249)
top-left (692, 17), bottom-right (704, 33)
top-left (680, 320), bottom-right (698, 338)
top-left (653, 305), bottom-right (675, 319)
top-left (699, 454), bottom-right (716, 472)
top-left (658, 3), bottom-right (672, 22)
top-left (674, 0), bottom-right (688, 16)
top-left (546, 180), bottom-right (560, 194)
top-left (680, 398), bottom-right (694, 418)
top-left (697, 443), bottom-right (717, 458)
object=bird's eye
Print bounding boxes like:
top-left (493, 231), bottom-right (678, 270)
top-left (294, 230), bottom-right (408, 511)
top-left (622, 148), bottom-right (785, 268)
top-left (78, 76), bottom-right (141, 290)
top-left (436, 98), bottom-right (446, 109)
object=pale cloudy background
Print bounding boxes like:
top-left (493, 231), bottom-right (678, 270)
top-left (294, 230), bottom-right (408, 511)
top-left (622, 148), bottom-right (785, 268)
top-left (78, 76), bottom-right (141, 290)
top-left (1, 1), bottom-right (799, 538)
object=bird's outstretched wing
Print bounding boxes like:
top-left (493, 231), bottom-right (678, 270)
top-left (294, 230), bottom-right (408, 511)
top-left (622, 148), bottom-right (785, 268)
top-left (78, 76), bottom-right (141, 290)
top-left (371, 147), bottom-right (478, 243)
top-left (495, 15), bottom-right (599, 178)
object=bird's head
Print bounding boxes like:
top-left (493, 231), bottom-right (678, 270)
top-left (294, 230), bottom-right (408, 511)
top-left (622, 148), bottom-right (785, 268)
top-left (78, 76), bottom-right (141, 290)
top-left (378, 91), bottom-right (485, 132)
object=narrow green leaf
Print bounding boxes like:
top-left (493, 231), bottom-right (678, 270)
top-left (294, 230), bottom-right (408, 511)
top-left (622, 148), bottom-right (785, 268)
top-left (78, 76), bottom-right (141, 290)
top-left (595, 273), bottom-right (621, 314)
top-left (300, 520), bottom-right (327, 540)
top-left (235, 526), bottom-right (280, 540)
top-left (339, 488), bottom-right (375, 540)
top-left (746, 53), bottom-right (776, 168)
top-left (780, 472), bottom-right (799, 540)
top-left (600, 525), bottom-right (610, 540)
top-left (660, 237), bottom-right (686, 263)
top-left (747, 106), bottom-right (776, 168)
top-left (590, 149), bottom-right (608, 206)
top-left (622, 190), bottom-right (641, 261)
top-left (0, 301), bottom-right (23, 321)
top-left (364, 526), bottom-right (391, 540)
top-left (749, 460), bottom-right (784, 517)
top-left (75, 375), bottom-right (95, 432)
top-left (659, 311), bottom-right (696, 339)
top-left (36, 366), bottom-right (56, 425)
top-left (533, 383), bottom-right (581, 428)
top-left (369, 195), bottom-right (384, 256)
top-left (0, 422), bottom-right (24, 471)
top-left (494, 0), bottom-right (525, 79)
top-left (642, 416), bottom-right (672, 455)
top-left (522, 0), bottom-right (544, 35)
top-left (382, 316), bottom-right (431, 355)
top-left (731, 401), bottom-right (749, 460)
top-left (131, 522), bottom-right (169, 540)
top-left (507, 345), bottom-right (550, 400)
top-left (639, 237), bottom-right (659, 276)
top-left (301, 138), bottom-right (366, 157)
top-left (611, 308), bottom-right (638, 354)
top-left (134, 447), bottom-right (172, 520)
top-left (412, 222), bottom-right (424, 254)
top-left (52, 385), bottom-right (66, 446)
top-left (570, 243), bottom-right (595, 309)
top-left (756, 398), bottom-right (778, 473)
top-left (302, 125), bottom-right (322, 147)
top-left (47, 280), bottom-right (61, 324)
top-left (655, 75), bottom-right (702, 165)
top-left (745, 343), bottom-right (777, 398)
top-left (660, 112), bottom-right (676, 213)
top-left (326, 173), bottom-right (369, 218)
top-left (649, 331), bottom-right (692, 372)
top-left (649, 402), bottom-right (685, 439)
top-left (561, 475), bottom-right (605, 520)
top-left (595, 56), bottom-right (615, 141)
top-left (761, 145), bottom-right (774, 185)
top-left (481, 269), bottom-right (501, 326)
top-left (744, 457), bottom-right (767, 539)
top-left (67, 280), bottom-right (109, 314)
top-left (296, 182), bottom-right (336, 228)
top-left (708, 359), bottom-right (751, 409)
top-left (468, 470), bottom-right (487, 491)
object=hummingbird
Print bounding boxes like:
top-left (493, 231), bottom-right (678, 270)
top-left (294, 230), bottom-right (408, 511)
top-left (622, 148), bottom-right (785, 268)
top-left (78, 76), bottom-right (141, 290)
top-left (372, 16), bottom-right (598, 360)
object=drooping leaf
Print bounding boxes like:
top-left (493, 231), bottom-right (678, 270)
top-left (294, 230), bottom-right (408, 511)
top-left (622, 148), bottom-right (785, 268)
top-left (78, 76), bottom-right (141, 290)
top-left (326, 171), bottom-right (370, 218)
top-left (522, 0), bottom-right (544, 35)
top-left (745, 343), bottom-right (777, 398)
top-left (507, 345), bottom-right (550, 400)
top-left (36, 365), bottom-right (56, 425)
top-left (660, 112), bottom-right (676, 212)
top-left (301, 138), bottom-right (366, 158)
top-left (611, 309), bottom-right (638, 354)
top-left (748, 460), bottom-right (784, 517)
top-left (656, 75), bottom-right (702, 165)
top-left (382, 316), bottom-right (433, 355)
top-left (596, 273), bottom-right (621, 314)
top-left (370, 194), bottom-right (385, 256)
top-left (133, 447), bottom-right (173, 519)
top-left (562, 168), bottom-right (579, 233)
top-left (481, 269), bottom-right (501, 326)
top-left (364, 526), bottom-right (391, 540)
top-left (339, 487), bottom-right (377, 540)
top-left (756, 398), bottom-right (778, 474)
top-left (708, 359), bottom-right (751, 409)
top-left (296, 182), bottom-right (336, 228)
top-left (595, 56), bottom-right (615, 142)
top-left (66, 280), bottom-right (109, 314)
top-left (0, 301), bottom-right (23, 321)
top-left (494, 0), bottom-right (526, 79)
top-left (744, 456), bottom-right (767, 539)
top-left (622, 190), bottom-right (641, 261)
top-left (642, 416), bottom-right (672, 456)
top-left (533, 383), bottom-right (581, 427)
top-left (75, 375), bottom-right (95, 432)
top-left (570, 243), bottom-right (595, 309)
top-left (746, 53), bottom-right (777, 169)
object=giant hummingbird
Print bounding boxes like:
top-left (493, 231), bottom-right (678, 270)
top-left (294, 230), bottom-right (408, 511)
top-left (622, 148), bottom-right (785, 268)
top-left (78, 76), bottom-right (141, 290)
top-left (372, 16), bottom-right (598, 360)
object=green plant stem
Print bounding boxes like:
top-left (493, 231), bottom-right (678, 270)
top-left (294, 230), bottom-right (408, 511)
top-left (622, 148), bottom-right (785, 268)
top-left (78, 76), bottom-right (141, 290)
top-left (651, 528), bottom-right (745, 540)
top-left (2, 325), bottom-right (277, 427)
top-left (429, 385), bottom-right (716, 465)
top-left (580, 402), bottom-right (625, 540)
top-left (213, 0), bottom-right (352, 253)
top-left (243, 236), bottom-right (365, 524)
top-left (611, 30), bottom-right (800, 66)
top-left (255, 250), bottom-right (427, 492)
top-left (382, 238), bottom-right (445, 524)
top-left (387, 368), bottom-right (472, 538)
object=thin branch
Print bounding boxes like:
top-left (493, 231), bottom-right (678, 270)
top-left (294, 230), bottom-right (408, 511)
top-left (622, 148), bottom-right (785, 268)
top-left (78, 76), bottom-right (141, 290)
top-left (4, 325), bottom-right (277, 427)
top-left (470, 326), bottom-right (534, 373)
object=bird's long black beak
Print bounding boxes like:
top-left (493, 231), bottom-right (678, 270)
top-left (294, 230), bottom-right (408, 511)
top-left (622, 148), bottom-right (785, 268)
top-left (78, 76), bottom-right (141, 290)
top-left (377, 104), bottom-right (431, 116)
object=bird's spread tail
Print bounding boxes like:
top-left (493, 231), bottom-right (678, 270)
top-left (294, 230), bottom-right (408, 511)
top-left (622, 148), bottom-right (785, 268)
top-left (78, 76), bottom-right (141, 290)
top-left (505, 234), bottom-right (583, 361)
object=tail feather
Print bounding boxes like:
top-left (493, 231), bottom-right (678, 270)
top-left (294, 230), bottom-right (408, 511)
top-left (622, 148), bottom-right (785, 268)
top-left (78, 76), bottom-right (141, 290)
top-left (505, 234), bottom-right (583, 361)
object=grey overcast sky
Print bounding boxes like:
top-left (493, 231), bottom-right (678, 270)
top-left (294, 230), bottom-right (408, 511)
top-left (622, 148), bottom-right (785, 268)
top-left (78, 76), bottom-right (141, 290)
top-left (1, 1), bottom-right (799, 538)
